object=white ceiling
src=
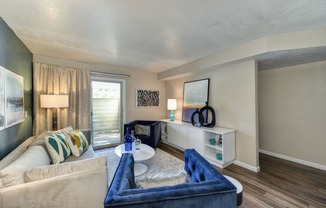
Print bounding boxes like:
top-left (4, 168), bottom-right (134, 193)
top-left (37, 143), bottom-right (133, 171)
top-left (1, 0), bottom-right (326, 73)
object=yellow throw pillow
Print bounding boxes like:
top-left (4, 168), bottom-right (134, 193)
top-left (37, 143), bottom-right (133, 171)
top-left (66, 130), bottom-right (89, 157)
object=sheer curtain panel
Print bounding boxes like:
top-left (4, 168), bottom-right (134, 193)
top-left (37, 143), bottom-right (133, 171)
top-left (33, 62), bottom-right (90, 135)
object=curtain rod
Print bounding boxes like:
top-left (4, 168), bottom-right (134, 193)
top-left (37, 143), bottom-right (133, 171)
top-left (91, 71), bottom-right (130, 78)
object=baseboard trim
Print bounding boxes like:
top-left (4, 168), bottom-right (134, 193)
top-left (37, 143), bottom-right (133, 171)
top-left (259, 149), bottom-right (326, 171)
top-left (233, 160), bottom-right (260, 172)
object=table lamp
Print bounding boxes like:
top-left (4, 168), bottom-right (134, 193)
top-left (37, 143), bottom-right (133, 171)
top-left (167, 99), bottom-right (177, 121)
top-left (40, 94), bottom-right (69, 130)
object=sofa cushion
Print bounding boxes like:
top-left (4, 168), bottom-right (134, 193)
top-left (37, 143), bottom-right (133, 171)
top-left (64, 145), bottom-right (95, 162)
top-left (45, 132), bottom-right (71, 164)
top-left (0, 136), bottom-right (36, 170)
top-left (135, 124), bottom-right (150, 136)
top-left (66, 130), bottom-right (89, 157)
top-left (0, 145), bottom-right (51, 187)
top-left (24, 156), bottom-right (106, 182)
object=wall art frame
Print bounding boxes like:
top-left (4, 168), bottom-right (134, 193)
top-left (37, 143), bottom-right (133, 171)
top-left (136, 89), bottom-right (160, 107)
top-left (0, 66), bottom-right (4, 130)
top-left (182, 78), bottom-right (210, 123)
top-left (5, 68), bottom-right (24, 128)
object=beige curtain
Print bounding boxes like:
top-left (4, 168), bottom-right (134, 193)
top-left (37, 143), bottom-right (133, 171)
top-left (33, 62), bottom-right (90, 135)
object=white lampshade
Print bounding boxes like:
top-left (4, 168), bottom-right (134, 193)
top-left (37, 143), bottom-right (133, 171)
top-left (167, 99), bottom-right (177, 110)
top-left (40, 94), bottom-right (69, 108)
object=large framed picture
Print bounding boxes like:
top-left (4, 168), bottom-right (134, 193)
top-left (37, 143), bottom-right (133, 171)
top-left (0, 66), bottom-right (4, 130)
top-left (136, 89), bottom-right (160, 107)
top-left (182, 78), bottom-right (210, 123)
top-left (5, 69), bottom-right (24, 127)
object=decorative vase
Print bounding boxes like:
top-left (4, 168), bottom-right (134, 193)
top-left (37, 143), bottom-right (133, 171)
top-left (124, 127), bottom-right (133, 151)
top-left (134, 137), bottom-right (141, 150)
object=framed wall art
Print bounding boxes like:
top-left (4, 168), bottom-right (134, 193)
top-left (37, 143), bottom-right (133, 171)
top-left (5, 69), bottom-right (24, 127)
top-left (182, 78), bottom-right (210, 123)
top-left (0, 66), bottom-right (4, 130)
top-left (136, 89), bottom-right (160, 107)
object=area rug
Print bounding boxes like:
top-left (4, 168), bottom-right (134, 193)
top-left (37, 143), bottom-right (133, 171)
top-left (95, 148), bottom-right (186, 187)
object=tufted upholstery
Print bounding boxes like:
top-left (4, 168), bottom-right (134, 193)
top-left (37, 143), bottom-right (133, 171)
top-left (185, 149), bottom-right (222, 183)
top-left (104, 149), bottom-right (237, 208)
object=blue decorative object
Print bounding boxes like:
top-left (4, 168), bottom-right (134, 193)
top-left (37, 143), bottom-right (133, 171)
top-left (167, 99), bottom-right (177, 121)
top-left (124, 127), bottom-right (133, 151)
top-left (209, 138), bottom-right (216, 145)
top-left (169, 110), bottom-right (175, 121)
top-left (216, 153), bottom-right (223, 161)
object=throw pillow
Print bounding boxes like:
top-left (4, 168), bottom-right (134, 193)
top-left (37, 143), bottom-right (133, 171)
top-left (136, 172), bottom-right (188, 189)
top-left (25, 156), bottom-right (106, 182)
top-left (0, 145), bottom-right (51, 187)
top-left (45, 132), bottom-right (71, 164)
top-left (48, 126), bottom-right (74, 136)
top-left (135, 124), bottom-right (150, 136)
top-left (66, 130), bottom-right (89, 157)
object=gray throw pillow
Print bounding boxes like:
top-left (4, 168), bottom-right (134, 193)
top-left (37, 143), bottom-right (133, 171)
top-left (135, 124), bottom-right (150, 136)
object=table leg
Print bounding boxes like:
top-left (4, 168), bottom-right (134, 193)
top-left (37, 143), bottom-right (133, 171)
top-left (134, 162), bottom-right (148, 176)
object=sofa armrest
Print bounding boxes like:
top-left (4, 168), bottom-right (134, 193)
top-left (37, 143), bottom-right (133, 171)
top-left (105, 149), bottom-right (237, 208)
top-left (1, 167), bottom-right (108, 208)
top-left (149, 121), bottom-right (161, 148)
top-left (80, 129), bottom-right (91, 145)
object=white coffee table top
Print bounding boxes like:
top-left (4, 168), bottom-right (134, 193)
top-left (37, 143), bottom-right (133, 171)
top-left (115, 143), bottom-right (155, 162)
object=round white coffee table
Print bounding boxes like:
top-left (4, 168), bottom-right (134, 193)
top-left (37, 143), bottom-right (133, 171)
top-left (115, 143), bottom-right (155, 176)
top-left (224, 175), bottom-right (243, 206)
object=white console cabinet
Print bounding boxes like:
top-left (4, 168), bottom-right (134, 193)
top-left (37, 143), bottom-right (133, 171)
top-left (161, 119), bottom-right (235, 168)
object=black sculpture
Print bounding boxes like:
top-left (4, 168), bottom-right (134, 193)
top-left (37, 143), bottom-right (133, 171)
top-left (191, 102), bottom-right (216, 128)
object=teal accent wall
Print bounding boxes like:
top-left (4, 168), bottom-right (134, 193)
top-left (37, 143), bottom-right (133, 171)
top-left (0, 18), bottom-right (33, 160)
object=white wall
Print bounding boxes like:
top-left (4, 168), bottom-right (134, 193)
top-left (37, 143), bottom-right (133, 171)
top-left (259, 60), bottom-right (326, 168)
top-left (33, 55), bottom-right (166, 123)
top-left (165, 60), bottom-right (259, 170)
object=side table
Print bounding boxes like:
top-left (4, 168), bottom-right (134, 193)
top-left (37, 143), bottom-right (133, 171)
top-left (115, 143), bottom-right (155, 176)
top-left (224, 175), bottom-right (243, 206)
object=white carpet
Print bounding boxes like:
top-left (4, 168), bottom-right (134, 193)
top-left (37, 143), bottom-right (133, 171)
top-left (94, 148), bottom-right (186, 187)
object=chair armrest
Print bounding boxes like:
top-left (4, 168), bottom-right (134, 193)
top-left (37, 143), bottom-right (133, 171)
top-left (124, 121), bottom-right (138, 135)
top-left (150, 121), bottom-right (161, 148)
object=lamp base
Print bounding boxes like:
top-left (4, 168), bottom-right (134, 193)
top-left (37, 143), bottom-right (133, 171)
top-left (52, 108), bottom-right (58, 131)
top-left (169, 110), bottom-right (175, 121)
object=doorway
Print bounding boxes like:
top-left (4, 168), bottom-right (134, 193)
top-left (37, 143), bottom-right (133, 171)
top-left (91, 78), bottom-right (125, 149)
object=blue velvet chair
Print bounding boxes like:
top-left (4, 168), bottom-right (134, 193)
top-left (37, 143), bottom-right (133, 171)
top-left (104, 149), bottom-right (237, 208)
top-left (124, 120), bottom-right (161, 149)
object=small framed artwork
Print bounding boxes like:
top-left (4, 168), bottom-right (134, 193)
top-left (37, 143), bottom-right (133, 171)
top-left (5, 69), bottom-right (24, 127)
top-left (182, 78), bottom-right (210, 123)
top-left (136, 89), bottom-right (160, 107)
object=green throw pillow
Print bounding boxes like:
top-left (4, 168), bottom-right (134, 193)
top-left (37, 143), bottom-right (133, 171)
top-left (45, 132), bottom-right (71, 164)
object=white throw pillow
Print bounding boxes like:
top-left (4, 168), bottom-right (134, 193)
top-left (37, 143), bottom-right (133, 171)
top-left (45, 132), bottom-right (71, 164)
top-left (0, 145), bottom-right (51, 187)
top-left (135, 124), bottom-right (150, 136)
top-left (66, 130), bottom-right (89, 157)
top-left (25, 156), bottom-right (106, 182)
top-left (136, 172), bottom-right (188, 188)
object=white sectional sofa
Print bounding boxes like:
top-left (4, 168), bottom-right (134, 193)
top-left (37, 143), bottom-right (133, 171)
top-left (0, 130), bottom-right (108, 208)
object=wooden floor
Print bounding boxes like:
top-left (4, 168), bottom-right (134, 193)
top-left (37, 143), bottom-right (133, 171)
top-left (158, 142), bottom-right (326, 208)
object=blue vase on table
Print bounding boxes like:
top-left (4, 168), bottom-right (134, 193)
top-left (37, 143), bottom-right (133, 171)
top-left (124, 127), bottom-right (133, 151)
